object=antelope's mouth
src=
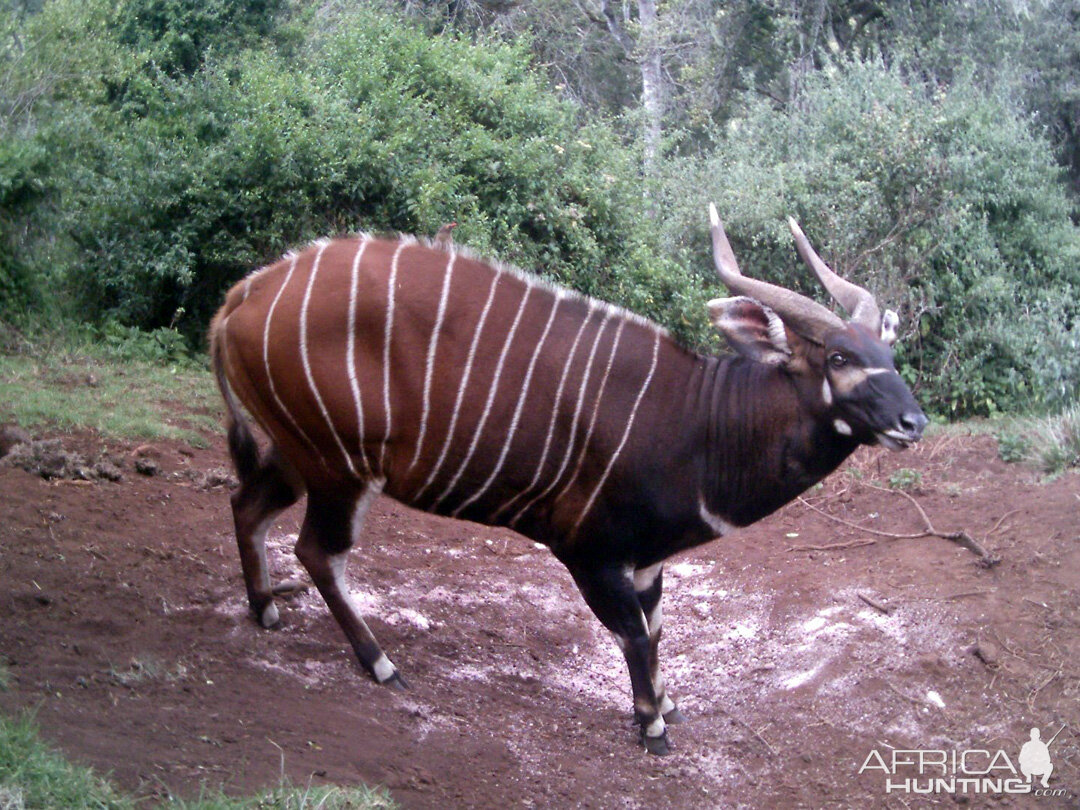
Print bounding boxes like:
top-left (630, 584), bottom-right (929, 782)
top-left (876, 429), bottom-right (917, 451)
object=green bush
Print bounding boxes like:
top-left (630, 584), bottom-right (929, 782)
top-left (11, 4), bottom-right (699, 343)
top-left (660, 57), bottom-right (1080, 416)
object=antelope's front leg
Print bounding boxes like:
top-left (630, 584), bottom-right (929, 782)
top-left (569, 561), bottom-right (672, 755)
top-left (634, 562), bottom-right (684, 725)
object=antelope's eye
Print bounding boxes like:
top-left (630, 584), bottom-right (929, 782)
top-left (828, 352), bottom-right (848, 369)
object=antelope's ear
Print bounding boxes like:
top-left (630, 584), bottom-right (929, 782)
top-left (708, 297), bottom-right (792, 365)
top-left (880, 309), bottom-right (899, 345)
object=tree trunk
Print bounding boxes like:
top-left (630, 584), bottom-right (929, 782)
top-left (638, 0), bottom-right (662, 179)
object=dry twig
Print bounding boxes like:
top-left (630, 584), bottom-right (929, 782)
top-left (785, 538), bottom-right (876, 552)
top-left (858, 592), bottom-right (892, 615)
top-left (794, 484), bottom-right (1000, 567)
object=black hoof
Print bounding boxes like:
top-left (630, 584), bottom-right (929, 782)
top-left (643, 733), bottom-right (671, 756)
top-left (663, 707), bottom-right (687, 725)
top-left (382, 671), bottom-right (409, 691)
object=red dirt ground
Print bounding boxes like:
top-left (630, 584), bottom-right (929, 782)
top-left (1, 429), bottom-right (1078, 808)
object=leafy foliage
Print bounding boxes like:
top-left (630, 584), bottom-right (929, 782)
top-left (2, 1), bottom-right (1080, 418)
top-left (6, 3), bottom-right (701, 341)
top-left (660, 57), bottom-right (1080, 415)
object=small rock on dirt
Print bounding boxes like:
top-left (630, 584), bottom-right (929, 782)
top-left (134, 457), bottom-right (159, 477)
top-left (971, 641), bottom-right (1000, 668)
top-left (0, 425), bottom-right (32, 458)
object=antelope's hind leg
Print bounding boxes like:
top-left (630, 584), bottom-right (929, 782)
top-left (230, 446), bottom-right (303, 628)
top-left (294, 481), bottom-right (405, 689)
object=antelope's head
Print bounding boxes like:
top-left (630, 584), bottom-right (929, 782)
top-left (706, 203), bottom-right (927, 450)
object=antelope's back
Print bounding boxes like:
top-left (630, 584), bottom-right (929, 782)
top-left (215, 235), bottom-right (676, 535)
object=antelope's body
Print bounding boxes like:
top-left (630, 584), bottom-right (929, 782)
top-left (210, 209), bottom-right (926, 754)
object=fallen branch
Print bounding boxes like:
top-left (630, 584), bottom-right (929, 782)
top-left (795, 485), bottom-right (1001, 567)
top-left (785, 538), bottom-right (876, 553)
top-left (857, 592), bottom-right (892, 615)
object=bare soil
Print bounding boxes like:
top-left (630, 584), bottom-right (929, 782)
top-left (1, 429), bottom-right (1078, 808)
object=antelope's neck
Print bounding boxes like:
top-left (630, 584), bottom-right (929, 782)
top-left (690, 355), bottom-right (857, 528)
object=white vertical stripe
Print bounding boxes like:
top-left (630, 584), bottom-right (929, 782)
top-left (346, 238), bottom-right (373, 477)
top-left (413, 268), bottom-right (502, 502)
top-left (409, 250), bottom-right (457, 472)
top-left (300, 241), bottom-right (359, 479)
top-left (495, 299), bottom-right (597, 523)
top-left (379, 242), bottom-right (408, 471)
top-left (572, 329), bottom-right (662, 534)
top-left (262, 253), bottom-right (327, 467)
top-left (440, 283), bottom-right (534, 513)
top-left (452, 292), bottom-right (563, 517)
top-left (551, 317), bottom-right (626, 507)
top-left (509, 308), bottom-right (613, 525)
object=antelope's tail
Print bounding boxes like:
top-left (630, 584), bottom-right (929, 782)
top-left (209, 309), bottom-right (260, 483)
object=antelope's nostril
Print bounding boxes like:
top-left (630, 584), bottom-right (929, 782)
top-left (899, 411), bottom-right (928, 438)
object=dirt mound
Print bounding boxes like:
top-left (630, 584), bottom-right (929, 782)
top-left (0, 430), bottom-right (1077, 807)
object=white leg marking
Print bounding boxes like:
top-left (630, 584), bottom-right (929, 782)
top-left (440, 283), bottom-right (534, 512)
top-left (453, 290), bottom-right (562, 517)
top-left (351, 478), bottom-right (385, 542)
top-left (346, 238), bottom-right (373, 476)
top-left (572, 330), bottom-right (662, 534)
top-left (379, 243), bottom-right (408, 470)
top-left (252, 514), bottom-right (281, 627)
top-left (414, 268), bottom-right (502, 501)
top-left (372, 653), bottom-right (396, 683)
top-left (409, 251), bottom-right (457, 472)
top-left (552, 318), bottom-right (627, 506)
top-left (833, 418), bottom-right (853, 436)
top-left (645, 716), bottom-right (666, 738)
top-left (496, 296), bottom-right (595, 523)
top-left (698, 500), bottom-right (734, 537)
top-left (659, 693), bottom-right (676, 715)
top-left (301, 241), bottom-right (360, 479)
top-left (633, 561), bottom-right (663, 595)
top-left (263, 254), bottom-right (327, 467)
top-left (510, 308), bottom-right (613, 523)
top-left (646, 600), bottom-right (663, 641)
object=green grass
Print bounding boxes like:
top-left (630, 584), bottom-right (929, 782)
top-left (0, 353), bottom-right (219, 445)
top-left (0, 710), bottom-right (395, 809)
top-left (995, 403), bottom-right (1080, 475)
top-left (0, 712), bottom-right (135, 809)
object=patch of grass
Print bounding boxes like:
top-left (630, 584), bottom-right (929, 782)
top-left (887, 468), bottom-right (923, 491)
top-left (0, 353), bottom-right (219, 444)
top-left (1030, 405), bottom-right (1080, 474)
top-left (994, 430), bottom-right (1029, 463)
top-left (994, 404), bottom-right (1080, 475)
top-left (176, 782), bottom-right (397, 809)
top-left (0, 711), bottom-right (395, 809)
top-left (0, 712), bottom-right (134, 809)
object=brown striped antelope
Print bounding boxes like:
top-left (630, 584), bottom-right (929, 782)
top-left (209, 204), bottom-right (926, 755)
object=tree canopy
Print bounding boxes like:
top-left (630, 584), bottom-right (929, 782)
top-left (2, 0), bottom-right (1079, 415)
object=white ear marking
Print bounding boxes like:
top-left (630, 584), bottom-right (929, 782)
top-left (833, 418), bottom-right (853, 436)
top-left (881, 309), bottom-right (899, 344)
